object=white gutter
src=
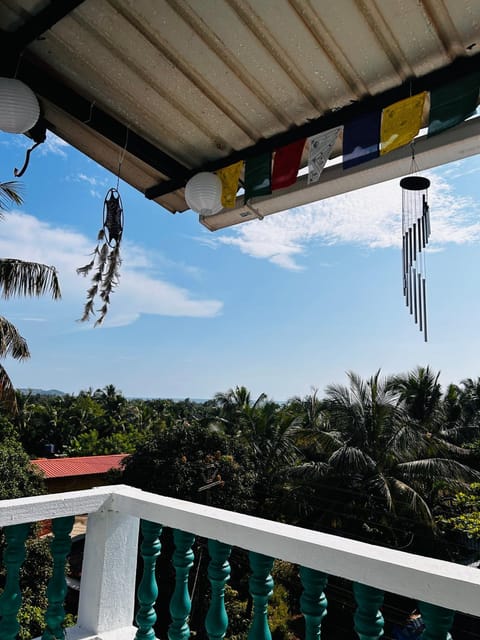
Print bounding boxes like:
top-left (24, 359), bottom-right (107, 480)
top-left (201, 117), bottom-right (480, 231)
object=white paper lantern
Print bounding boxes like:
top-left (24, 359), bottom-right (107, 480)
top-left (0, 78), bottom-right (40, 134)
top-left (185, 172), bottom-right (223, 216)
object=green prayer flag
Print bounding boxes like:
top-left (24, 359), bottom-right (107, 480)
top-left (428, 72), bottom-right (480, 137)
top-left (244, 153), bottom-right (272, 202)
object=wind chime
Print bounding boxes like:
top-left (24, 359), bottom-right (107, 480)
top-left (400, 174), bottom-right (431, 341)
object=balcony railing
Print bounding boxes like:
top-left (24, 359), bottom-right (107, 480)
top-left (0, 484), bottom-right (479, 640)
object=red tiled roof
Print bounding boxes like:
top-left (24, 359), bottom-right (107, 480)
top-left (31, 454), bottom-right (126, 479)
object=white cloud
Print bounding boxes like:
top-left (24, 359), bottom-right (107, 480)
top-left (40, 132), bottom-right (70, 158)
top-left (65, 171), bottom-right (108, 198)
top-left (0, 212), bottom-right (222, 328)
top-left (77, 173), bottom-right (106, 187)
top-left (215, 164), bottom-right (480, 270)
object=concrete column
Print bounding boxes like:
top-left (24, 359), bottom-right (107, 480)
top-left (69, 508), bottom-right (140, 640)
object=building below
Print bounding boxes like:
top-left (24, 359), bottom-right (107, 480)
top-left (31, 454), bottom-right (126, 493)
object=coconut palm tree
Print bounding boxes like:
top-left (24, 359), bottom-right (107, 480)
top-left (388, 365), bottom-right (442, 427)
top-left (213, 386), bottom-right (299, 516)
top-left (0, 182), bottom-right (60, 413)
top-left (286, 389), bottom-right (342, 461)
top-left (390, 366), bottom-right (478, 445)
top-left (289, 370), bottom-right (478, 549)
top-left (458, 377), bottom-right (480, 427)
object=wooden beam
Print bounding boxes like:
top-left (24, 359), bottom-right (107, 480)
top-left (16, 56), bottom-right (190, 180)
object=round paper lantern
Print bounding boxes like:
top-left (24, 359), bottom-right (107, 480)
top-left (0, 78), bottom-right (40, 134)
top-left (185, 172), bottom-right (223, 216)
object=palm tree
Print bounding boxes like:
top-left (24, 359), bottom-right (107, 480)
top-left (213, 385), bottom-right (267, 435)
top-left (214, 386), bottom-right (299, 516)
top-left (390, 366), bottom-right (478, 445)
top-left (286, 389), bottom-right (341, 461)
top-left (214, 385), bottom-right (266, 420)
top-left (458, 377), bottom-right (480, 426)
top-left (290, 371), bottom-right (478, 549)
top-left (388, 365), bottom-right (442, 428)
top-left (0, 182), bottom-right (60, 412)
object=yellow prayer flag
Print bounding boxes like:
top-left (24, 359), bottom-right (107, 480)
top-left (217, 161), bottom-right (244, 208)
top-left (380, 92), bottom-right (427, 155)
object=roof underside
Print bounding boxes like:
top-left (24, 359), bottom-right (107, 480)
top-left (0, 0), bottom-right (479, 229)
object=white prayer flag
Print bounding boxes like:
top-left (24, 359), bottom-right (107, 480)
top-left (308, 126), bottom-right (342, 184)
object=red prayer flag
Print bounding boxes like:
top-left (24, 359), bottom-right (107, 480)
top-left (272, 138), bottom-right (306, 190)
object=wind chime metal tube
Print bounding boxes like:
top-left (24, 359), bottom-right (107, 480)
top-left (413, 266), bottom-right (418, 324)
top-left (422, 278), bottom-right (428, 342)
top-left (418, 272), bottom-right (423, 332)
top-left (400, 176), bottom-right (431, 342)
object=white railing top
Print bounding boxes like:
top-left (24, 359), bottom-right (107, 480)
top-left (1, 484), bottom-right (479, 616)
top-left (0, 486), bottom-right (112, 526)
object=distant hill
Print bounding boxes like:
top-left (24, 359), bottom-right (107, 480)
top-left (18, 388), bottom-right (66, 397)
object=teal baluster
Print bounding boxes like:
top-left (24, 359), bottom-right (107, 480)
top-left (42, 515), bottom-right (75, 640)
top-left (418, 602), bottom-right (455, 640)
top-left (299, 567), bottom-right (328, 640)
top-left (247, 551), bottom-right (274, 640)
top-left (135, 520), bottom-right (163, 640)
top-left (353, 582), bottom-right (384, 640)
top-left (205, 539), bottom-right (232, 640)
top-left (0, 522), bottom-right (30, 640)
top-left (168, 529), bottom-right (195, 640)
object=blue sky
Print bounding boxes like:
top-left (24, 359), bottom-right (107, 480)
top-left (0, 130), bottom-right (479, 400)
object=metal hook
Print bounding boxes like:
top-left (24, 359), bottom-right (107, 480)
top-left (14, 140), bottom-right (43, 177)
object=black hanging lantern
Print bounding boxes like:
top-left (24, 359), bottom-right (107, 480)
top-left (400, 176), bottom-right (431, 341)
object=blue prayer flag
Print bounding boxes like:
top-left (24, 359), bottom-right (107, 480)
top-left (343, 111), bottom-right (381, 170)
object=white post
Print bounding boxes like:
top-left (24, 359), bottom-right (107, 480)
top-left (68, 507), bottom-right (140, 640)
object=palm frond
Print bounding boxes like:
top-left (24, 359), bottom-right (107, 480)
top-left (287, 461), bottom-right (330, 481)
top-left (0, 362), bottom-right (18, 414)
top-left (328, 446), bottom-right (376, 475)
top-left (0, 181), bottom-right (23, 212)
top-left (397, 458), bottom-right (480, 483)
top-left (439, 424), bottom-right (479, 444)
top-left (386, 422), bottom-right (429, 460)
top-left (0, 317), bottom-right (29, 360)
top-left (367, 473), bottom-right (394, 512)
top-left (424, 435), bottom-right (471, 458)
top-left (0, 260), bottom-right (61, 299)
top-left (389, 477), bottom-right (433, 524)
top-left (291, 424), bottom-right (343, 454)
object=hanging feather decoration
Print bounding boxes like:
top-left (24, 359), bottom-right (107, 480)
top-left (400, 176), bottom-right (430, 341)
top-left (77, 188), bottom-right (124, 326)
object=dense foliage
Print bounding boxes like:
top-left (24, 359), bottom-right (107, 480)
top-left (2, 369), bottom-right (480, 639)
top-left (1, 371), bottom-right (479, 556)
top-left (0, 439), bottom-right (47, 639)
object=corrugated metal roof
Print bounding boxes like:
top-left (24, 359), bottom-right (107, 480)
top-left (1, 1), bottom-right (479, 224)
top-left (31, 454), bottom-right (126, 478)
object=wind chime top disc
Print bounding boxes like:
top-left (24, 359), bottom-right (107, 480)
top-left (400, 176), bottom-right (430, 191)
